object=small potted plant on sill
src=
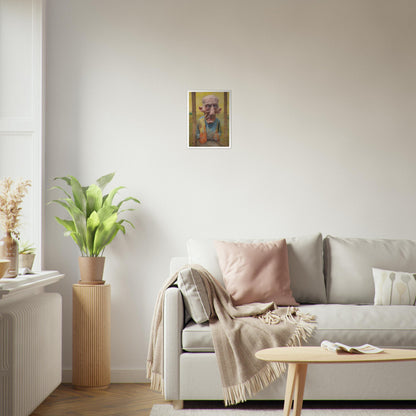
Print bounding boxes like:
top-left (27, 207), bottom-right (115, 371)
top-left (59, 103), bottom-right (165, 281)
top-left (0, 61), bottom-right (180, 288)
top-left (50, 173), bottom-right (140, 284)
top-left (19, 241), bottom-right (36, 271)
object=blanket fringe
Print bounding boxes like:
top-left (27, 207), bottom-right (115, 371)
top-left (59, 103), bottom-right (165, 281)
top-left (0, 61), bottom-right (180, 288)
top-left (288, 310), bottom-right (317, 346)
top-left (258, 308), bottom-right (316, 347)
top-left (147, 360), bottom-right (164, 394)
top-left (259, 310), bottom-right (283, 325)
top-left (223, 361), bottom-right (285, 406)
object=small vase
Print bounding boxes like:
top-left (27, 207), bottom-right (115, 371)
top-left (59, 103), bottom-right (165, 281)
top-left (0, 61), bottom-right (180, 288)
top-left (0, 231), bottom-right (19, 278)
top-left (19, 253), bottom-right (36, 271)
top-left (78, 256), bottom-right (105, 285)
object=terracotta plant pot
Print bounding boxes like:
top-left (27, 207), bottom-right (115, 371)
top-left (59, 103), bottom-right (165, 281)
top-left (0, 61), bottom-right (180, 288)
top-left (78, 256), bottom-right (105, 285)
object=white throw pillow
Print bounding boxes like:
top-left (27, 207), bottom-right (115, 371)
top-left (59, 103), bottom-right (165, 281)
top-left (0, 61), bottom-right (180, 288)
top-left (177, 267), bottom-right (211, 323)
top-left (373, 268), bottom-right (416, 305)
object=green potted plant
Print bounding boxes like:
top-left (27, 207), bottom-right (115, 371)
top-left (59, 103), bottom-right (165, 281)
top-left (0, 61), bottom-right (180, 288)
top-left (50, 172), bottom-right (140, 284)
top-left (18, 241), bottom-right (36, 271)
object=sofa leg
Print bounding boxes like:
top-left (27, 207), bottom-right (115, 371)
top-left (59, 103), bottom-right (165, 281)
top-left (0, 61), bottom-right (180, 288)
top-left (173, 400), bottom-right (184, 409)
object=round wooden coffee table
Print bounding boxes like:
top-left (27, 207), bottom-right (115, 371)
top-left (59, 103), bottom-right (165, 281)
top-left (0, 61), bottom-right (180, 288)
top-left (255, 346), bottom-right (416, 416)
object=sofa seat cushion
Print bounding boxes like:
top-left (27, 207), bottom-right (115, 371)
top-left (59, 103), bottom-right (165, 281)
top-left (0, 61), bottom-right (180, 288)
top-left (300, 304), bottom-right (416, 348)
top-left (182, 304), bottom-right (416, 352)
top-left (182, 321), bottom-right (213, 352)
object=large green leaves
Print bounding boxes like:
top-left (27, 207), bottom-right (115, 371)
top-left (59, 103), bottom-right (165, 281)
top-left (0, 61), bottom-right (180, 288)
top-left (86, 211), bottom-right (100, 255)
top-left (93, 212), bottom-right (118, 255)
top-left (117, 196), bottom-right (141, 210)
top-left (96, 172), bottom-right (115, 190)
top-left (86, 184), bottom-right (103, 217)
top-left (52, 198), bottom-right (87, 254)
top-left (69, 176), bottom-right (86, 213)
top-left (103, 186), bottom-right (125, 208)
top-left (50, 173), bottom-right (140, 257)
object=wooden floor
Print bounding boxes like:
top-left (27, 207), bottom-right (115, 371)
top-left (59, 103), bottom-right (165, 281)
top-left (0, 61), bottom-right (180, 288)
top-left (31, 383), bottom-right (168, 416)
top-left (31, 384), bottom-right (416, 415)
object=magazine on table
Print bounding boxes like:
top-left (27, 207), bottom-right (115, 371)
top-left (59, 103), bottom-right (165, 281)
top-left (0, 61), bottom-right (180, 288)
top-left (321, 340), bottom-right (384, 354)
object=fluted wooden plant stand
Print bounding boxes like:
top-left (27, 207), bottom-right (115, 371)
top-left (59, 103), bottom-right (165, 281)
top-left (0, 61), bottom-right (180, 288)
top-left (72, 283), bottom-right (111, 389)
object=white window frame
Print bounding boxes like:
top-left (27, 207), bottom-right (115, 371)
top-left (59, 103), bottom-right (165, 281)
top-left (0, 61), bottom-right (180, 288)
top-left (0, 0), bottom-right (45, 269)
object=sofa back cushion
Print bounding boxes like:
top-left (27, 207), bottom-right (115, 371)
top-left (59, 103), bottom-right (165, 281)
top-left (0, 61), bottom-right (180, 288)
top-left (186, 239), bottom-right (224, 284)
top-left (187, 233), bottom-right (326, 304)
top-left (324, 235), bottom-right (416, 304)
top-left (170, 257), bottom-right (188, 275)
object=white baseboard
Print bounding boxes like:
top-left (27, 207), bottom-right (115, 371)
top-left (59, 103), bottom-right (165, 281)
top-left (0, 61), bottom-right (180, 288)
top-left (62, 369), bottom-right (148, 383)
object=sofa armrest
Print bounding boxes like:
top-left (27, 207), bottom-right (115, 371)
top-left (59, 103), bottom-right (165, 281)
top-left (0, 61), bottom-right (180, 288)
top-left (163, 286), bottom-right (184, 400)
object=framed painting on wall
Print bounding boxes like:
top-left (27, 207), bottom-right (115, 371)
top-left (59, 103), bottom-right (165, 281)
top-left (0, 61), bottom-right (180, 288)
top-left (188, 90), bottom-right (231, 148)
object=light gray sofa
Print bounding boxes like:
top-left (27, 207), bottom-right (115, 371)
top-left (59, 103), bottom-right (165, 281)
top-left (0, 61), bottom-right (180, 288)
top-left (163, 234), bottom-right (416, 403)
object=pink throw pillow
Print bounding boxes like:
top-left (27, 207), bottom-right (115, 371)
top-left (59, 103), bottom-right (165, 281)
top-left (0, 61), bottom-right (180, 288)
top-left (215, 240), bottom-right (298, 306)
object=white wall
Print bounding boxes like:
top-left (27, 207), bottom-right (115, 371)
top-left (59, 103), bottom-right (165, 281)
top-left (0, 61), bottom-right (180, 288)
top-left (45, 0), bottom-right (416, 380)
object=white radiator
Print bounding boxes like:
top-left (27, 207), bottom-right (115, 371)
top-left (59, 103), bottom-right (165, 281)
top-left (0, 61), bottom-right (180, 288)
top-left (0, 292), bottom-right (62, 416)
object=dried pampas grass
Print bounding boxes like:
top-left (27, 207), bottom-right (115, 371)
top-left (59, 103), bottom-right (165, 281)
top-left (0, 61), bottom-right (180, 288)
top-left (0, 177), bottom-right (31, 239)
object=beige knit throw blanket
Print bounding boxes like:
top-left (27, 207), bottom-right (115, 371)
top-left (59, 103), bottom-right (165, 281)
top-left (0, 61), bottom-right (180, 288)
top-left (147, 265), bottom-right (316, 406)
